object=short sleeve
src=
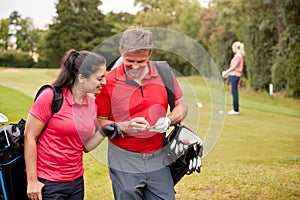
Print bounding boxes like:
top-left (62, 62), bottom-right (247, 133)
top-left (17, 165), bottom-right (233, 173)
top-left (230, 53), bottom-right (242, 69)
top-left (171, 71), bottom-right (183, 100)
top-left (30, 88), bottom-right (53, 123)
top-left (95, 85), bottom-right (111, 118)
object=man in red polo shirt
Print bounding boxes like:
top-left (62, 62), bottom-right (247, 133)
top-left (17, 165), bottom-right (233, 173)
top-left (95, 27), bottom-right (188, 200)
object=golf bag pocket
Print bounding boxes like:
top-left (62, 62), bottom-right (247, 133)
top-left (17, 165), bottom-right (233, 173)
top-left (0, 147), bottom-right (28, 200)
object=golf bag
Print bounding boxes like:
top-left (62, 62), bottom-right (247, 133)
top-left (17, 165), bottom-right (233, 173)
top-left (0, 119), bottom-right (28, 200)
top-left (0, 85), bottom-right (62, 200)
top-left (153, 61), bottom-right (203, 185)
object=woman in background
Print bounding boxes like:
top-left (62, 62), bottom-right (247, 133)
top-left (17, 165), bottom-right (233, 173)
top-left (222, 41), bottom-right (245, 115)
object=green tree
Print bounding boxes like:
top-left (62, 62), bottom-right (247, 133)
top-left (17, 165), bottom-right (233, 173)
top-left (272, 0), bottom-right (300, 98)
top-left (0, 19), bottom-right (10, 50)
top-left (245, 1), bottom-right (278, 91)
top-left (8, 11), bottom-right (22, 50)
top-left (16, 17), bottom-right (39, 52)
top-left (95, 12), bottom-right (136, 66)
top-left (134, 0), bottom-right (203, 75)
top-left (104, 12), bottom-right (135, 35)
top-left (207, 0), bottom-right (300, 98)
top-left (42, 0), bottom-right (107, 67)
top-left (0, 11), bottom-right (41, 53)
top-left (204, 0), bottom-right (240, 73)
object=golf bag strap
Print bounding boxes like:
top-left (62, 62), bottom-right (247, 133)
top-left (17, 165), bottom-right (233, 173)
top-left (34, 85), bottom-right (63, 115)
top-left (34, 84), bottom-right (63, 130)
top-left (152, 61), bottom-right (175, 111)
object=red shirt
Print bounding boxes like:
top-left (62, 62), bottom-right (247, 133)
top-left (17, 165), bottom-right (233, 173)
top-left (95, 62), bottom-right (183, 153)
top-left (30, 87), bottom-right (97, 182)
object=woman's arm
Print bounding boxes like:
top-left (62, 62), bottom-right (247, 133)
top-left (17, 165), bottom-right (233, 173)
top-left (83, 127), bottom-right (106, 152)
top-left (24, 113), bottom-right (45, 200)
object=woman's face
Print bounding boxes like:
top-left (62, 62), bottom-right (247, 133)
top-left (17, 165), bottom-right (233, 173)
top-left (232, 42), bottom-right (240, 54)
top-left (232, 45), bottom-right (238, 54)
top-left (81, 65), bottom-right (107, 94)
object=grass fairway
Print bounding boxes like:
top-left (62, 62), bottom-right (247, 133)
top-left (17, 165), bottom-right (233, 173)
top-left (0, 67), bottom-right (299, 199)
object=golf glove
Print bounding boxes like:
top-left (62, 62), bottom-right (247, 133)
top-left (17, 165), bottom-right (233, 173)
top-left (149, 117), bottom-right (171, 133)
top-left (222, 70), bottom-right (228, 78)
top-left (99, 123), bottom-right (124, 140)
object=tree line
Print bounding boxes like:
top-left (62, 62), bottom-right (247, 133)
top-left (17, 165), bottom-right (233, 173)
top-left (0, 0), bottom-right (299, 98)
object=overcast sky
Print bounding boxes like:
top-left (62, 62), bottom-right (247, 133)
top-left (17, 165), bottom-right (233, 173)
top-left (0, 0), bottom-right (140, 29)
top-left (0, 0), bottom-right (209, 29)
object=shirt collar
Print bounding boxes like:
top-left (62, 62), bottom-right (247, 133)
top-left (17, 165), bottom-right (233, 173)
top-left (65, 87), bottom-right (89, 106)
top-left (114, 61), bottom-right (159, 82)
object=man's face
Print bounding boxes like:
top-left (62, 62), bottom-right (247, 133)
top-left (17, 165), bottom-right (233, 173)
top-left (122, 50), bottom-right (151, 80)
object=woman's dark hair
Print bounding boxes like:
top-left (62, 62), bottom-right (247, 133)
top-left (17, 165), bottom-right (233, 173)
top-left (53, 49), bottom-right (106, 88)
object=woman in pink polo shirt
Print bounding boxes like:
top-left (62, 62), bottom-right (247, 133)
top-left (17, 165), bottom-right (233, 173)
top-left (24, 49), bottom-right (108, 200)
top-left (222, 41), bottom-right (245, 115)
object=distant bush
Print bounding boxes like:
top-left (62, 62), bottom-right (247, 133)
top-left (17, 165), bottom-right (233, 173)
top-left (33, 57), bottom-right (60, 68)
top-left (0, 50), bottom-right (35, 68)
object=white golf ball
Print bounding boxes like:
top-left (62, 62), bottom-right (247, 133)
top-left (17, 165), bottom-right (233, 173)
top-left (196, 102), bottom-right (203, 108)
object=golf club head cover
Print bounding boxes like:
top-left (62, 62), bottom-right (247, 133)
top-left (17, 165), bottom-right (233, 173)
top-left (167, 134), bottom-right (204, 185)
top-left (99, 123), bottom-right (124, 140)
top-left (168, 125), bottom-right (202, 157)
top-left (169, 138), bottom-right (189, 157)
top-left (170, 134), bottom-right (203, 173)
top-left (187, 137), bottom-right (203, 173)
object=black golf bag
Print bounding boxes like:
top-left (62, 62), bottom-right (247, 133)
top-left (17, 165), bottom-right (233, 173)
top-left (0, 119), bottom-right (28, 200)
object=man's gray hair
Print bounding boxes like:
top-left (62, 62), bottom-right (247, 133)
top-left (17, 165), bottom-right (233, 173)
top-left (119, 27), bottom-right (153, 52)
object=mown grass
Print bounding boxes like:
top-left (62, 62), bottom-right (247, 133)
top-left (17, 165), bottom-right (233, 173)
top-left (0, 68), bottom-right (299, 199)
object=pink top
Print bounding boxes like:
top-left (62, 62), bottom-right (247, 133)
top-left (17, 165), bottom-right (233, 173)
top-left (228, 52), bottom-right (244, 77)
top-left (30, 87), bottom-right (97, 182)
